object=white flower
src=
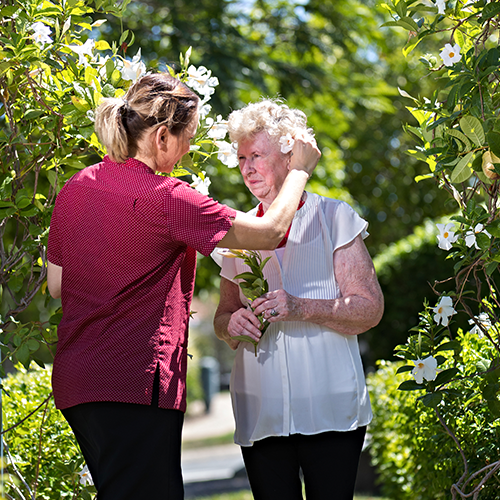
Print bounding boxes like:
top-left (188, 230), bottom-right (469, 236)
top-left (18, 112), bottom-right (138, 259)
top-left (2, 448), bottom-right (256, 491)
top-left (435, 0), bottom-right (446, 14)
top-left (436, 223), bottom-right (458, 250)
top-left (191, 172), bottom-right (211, 196)
top-left (440, 43), bottom-right (461, 67)
top-left (78, 465), bottom-right (93, 486)
top-left (411, 356), bottom-right (438, 384)
top-left (67, 38), bottom-right (95, 67)
top-left (31, 22), bottom-right (52, 47)
top-left (433, 296), bottom-right (456, 326)
top-left (205, 115), bottom-right (228, 140)
top-left (465, 223), bottom-right (491, 250)
top-left (121, 49), bottom-right (147, 82)
top-left (215, 140), bottom-right (238, 168)
top-left (279, 133), bottom-right (295, 154)
top-left (199, 102), bottom-right (212, 120)
top-left (186, 65), bottom-right (219, 98)
top-left (468, 312), bottom-right (491, 338)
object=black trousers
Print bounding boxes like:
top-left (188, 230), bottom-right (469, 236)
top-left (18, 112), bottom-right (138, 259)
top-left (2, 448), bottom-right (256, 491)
top-left (241, 427), bottom-right (366, 500)
top-left (62, 370), bottom-right (184, 499)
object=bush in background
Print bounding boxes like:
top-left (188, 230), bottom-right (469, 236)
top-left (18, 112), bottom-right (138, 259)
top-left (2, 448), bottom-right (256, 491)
top-left (367, 329), bottom-right (500, 500)
top-left (2, 365), bottom-right (94, 499)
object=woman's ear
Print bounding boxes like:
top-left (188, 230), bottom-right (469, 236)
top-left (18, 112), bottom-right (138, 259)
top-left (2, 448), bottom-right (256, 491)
top-left (155, 125), bottom-right (170, 151)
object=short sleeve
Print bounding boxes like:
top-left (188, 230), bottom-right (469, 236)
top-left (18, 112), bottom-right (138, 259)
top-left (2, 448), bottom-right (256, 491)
top-left (47, 202), bottom-right (63, 266)
top-left (166, 180), bottom-right (236, 256)
top-left (331, 201), bottom-right (369, 253)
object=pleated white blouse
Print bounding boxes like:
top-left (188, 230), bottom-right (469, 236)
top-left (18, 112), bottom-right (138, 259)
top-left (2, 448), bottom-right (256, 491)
top-left (218, 192), bottom-right (373, 447)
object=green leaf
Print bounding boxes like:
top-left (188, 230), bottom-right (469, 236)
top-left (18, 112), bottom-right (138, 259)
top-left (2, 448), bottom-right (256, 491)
top-left (460, 116), bottom-right (485, 147)
top-left (450, 152), bottom-right (474, 183)
top-left (398, 380), bottom-right (425, 391)
top-left (435, 340), bottom-right (461, 352)
top-left (487, 131), bottom-right (500, 158)
top-left (446, 128), bottom-right (471, 149)
top-left (419, 391), bottom-right (443, 408)
top-left (485, 261), bottom-right (499, 276)
top-left (396, 365), bottom-right (414, 374)
top-left (234, 272), bottom-right (259, 281)
top-left (434, 367), bottom-right (459, 386)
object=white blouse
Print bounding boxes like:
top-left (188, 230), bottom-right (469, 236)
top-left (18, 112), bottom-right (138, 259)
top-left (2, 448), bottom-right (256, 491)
top-left (218, 192), bottom-right (372, 447)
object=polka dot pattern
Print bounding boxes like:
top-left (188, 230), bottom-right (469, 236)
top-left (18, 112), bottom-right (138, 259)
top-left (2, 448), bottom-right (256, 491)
top-left (47, 156), bottom-right (235, 412)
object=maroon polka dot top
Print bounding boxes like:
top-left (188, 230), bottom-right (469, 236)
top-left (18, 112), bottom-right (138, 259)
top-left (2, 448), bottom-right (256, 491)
top-left (47, 156), bottom-right (235, 411)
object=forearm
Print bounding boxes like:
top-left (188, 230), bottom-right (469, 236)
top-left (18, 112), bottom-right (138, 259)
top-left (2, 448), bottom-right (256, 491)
top-left (296, 294), bottom-right (384, 335)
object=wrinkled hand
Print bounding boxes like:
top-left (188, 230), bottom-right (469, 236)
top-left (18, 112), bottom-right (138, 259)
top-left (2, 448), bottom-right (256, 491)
top-left (252, 289), bottom-right (303, 323)
top-left (288, 131), bottom-right (321, 178)
top-left (226, 307), bottom-right (263, 350)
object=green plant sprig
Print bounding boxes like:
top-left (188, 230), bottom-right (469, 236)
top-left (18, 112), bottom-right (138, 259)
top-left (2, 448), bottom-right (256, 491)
top-left (223, 249), bottom-right (271, 356)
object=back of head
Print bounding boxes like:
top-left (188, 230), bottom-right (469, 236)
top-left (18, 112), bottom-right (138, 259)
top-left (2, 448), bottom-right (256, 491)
top-left (95, 73), bottom-right (199, 163)
top-left (227, 99), bottom-right (314, 148)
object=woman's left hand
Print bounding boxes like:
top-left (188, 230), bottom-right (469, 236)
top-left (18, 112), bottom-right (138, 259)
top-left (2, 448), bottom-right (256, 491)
top-left (252, 289), bottom-right (303, 323)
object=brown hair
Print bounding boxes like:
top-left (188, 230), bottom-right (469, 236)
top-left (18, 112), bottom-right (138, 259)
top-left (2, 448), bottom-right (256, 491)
top-left (95, 73), bottom-right (199, 163)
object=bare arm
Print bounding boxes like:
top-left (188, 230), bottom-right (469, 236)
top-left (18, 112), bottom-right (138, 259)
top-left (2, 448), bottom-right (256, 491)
top-left (213, 277), bottom-right (263, 350)
top-left (252, 235), bottom-right (384, 335)
top-left (47, 261), bottom-right (62, 299)
top-left (217, 135), bottom-right (320, 250)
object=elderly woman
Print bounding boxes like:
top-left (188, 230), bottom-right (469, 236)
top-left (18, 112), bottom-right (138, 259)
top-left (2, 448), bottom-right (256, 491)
top-left (46, 75), bottom-right (319, 499)
top-left (214, 100), bottom-right (384, 500)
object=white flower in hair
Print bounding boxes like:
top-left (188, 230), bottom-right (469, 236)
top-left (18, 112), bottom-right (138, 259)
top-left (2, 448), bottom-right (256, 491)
top-left (279, 133), bottom-right (295, 154)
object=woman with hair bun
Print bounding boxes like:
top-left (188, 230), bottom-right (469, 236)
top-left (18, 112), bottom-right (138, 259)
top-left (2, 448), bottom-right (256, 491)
top-left (46, 74), bottom-right (319, 499)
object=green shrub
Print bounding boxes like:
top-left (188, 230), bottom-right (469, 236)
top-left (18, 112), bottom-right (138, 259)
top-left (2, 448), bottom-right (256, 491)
top-left (2, 365), bottom-right (94, 500)
top-left (367, 330), bottom-right (500, 500)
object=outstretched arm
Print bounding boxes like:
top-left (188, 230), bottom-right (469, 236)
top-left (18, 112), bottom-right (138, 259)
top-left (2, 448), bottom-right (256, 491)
top-left (216, 134), bottom-right (320, 251)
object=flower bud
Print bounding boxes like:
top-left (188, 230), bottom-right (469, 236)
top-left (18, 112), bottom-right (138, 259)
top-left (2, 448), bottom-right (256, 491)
top-left (482, 150), bottom-right (500, 180)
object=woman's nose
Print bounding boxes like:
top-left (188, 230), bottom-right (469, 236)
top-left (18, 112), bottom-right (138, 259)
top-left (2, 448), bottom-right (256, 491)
top-left (240, 159), bottom-right (255, 175)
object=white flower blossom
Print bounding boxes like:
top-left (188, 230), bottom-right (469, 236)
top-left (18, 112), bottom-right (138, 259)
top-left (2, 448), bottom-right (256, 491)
top-left (468, 312), bottom-right (492, 338)
top-left (215, 140), bottom-right (238, 168)
top-left (121, 48), bottom-right (147, 82)
top-left (436, 223), bottom-right (458, 250)
top-left (440, 43), bottom-right (461, 67)
top-left (465, 223), bottom-right (491, 250)
top-left (199, 102), bottom-right (212, 120)
top-left (186, 65), bottom-right (219, 98)
top-left (31, 22), bottom-right (52, 47)
top-left (205, 115), bottom-right (228, 140)
top-left (67, 38), bottom-right (95, 67)
top-left (435, 0), bottom-right (446, 14)
top-left (433, 296), bottom-right (456, 326)
top-left (78, 465), bottom-right (93, 486)
top-left (191, 172), bottom-right (211, 196)
top-left (279, 133), bottom-right (295, 154)
top-left (411, 356), bottom-right (438, 384)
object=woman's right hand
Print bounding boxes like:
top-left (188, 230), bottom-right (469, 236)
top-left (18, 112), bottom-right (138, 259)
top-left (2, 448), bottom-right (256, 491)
top-left (288, 132), bottom-right (321, 178)
top-left (226, 307), bottom-right (263, 350)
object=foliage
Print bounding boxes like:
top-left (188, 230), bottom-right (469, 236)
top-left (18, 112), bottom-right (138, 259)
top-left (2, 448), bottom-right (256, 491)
top-left (366, 218), bottom-right (461, 364)
top-left (1, 364), bottom-right (94, 500)
top-left (367, 334), bottom-right (500, 500)
top-left (383, 0), bottom-right (500, 497)
top-left (0, 0), bottom-right (226, 374)
top-left (219, 249), bottom-right (271, 354)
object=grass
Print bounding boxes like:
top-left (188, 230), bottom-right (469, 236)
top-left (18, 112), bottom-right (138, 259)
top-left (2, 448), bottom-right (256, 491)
top-left (182, 431), bottom-right (235, 451)
top-left (194, 494), bottom-right (386, 500)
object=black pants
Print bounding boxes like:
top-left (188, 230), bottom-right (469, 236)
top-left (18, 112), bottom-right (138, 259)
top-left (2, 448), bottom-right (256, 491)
top-left (241, 427), bottom-right (366, 500)
top-left (62, 371), bottom-right (184, 499)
